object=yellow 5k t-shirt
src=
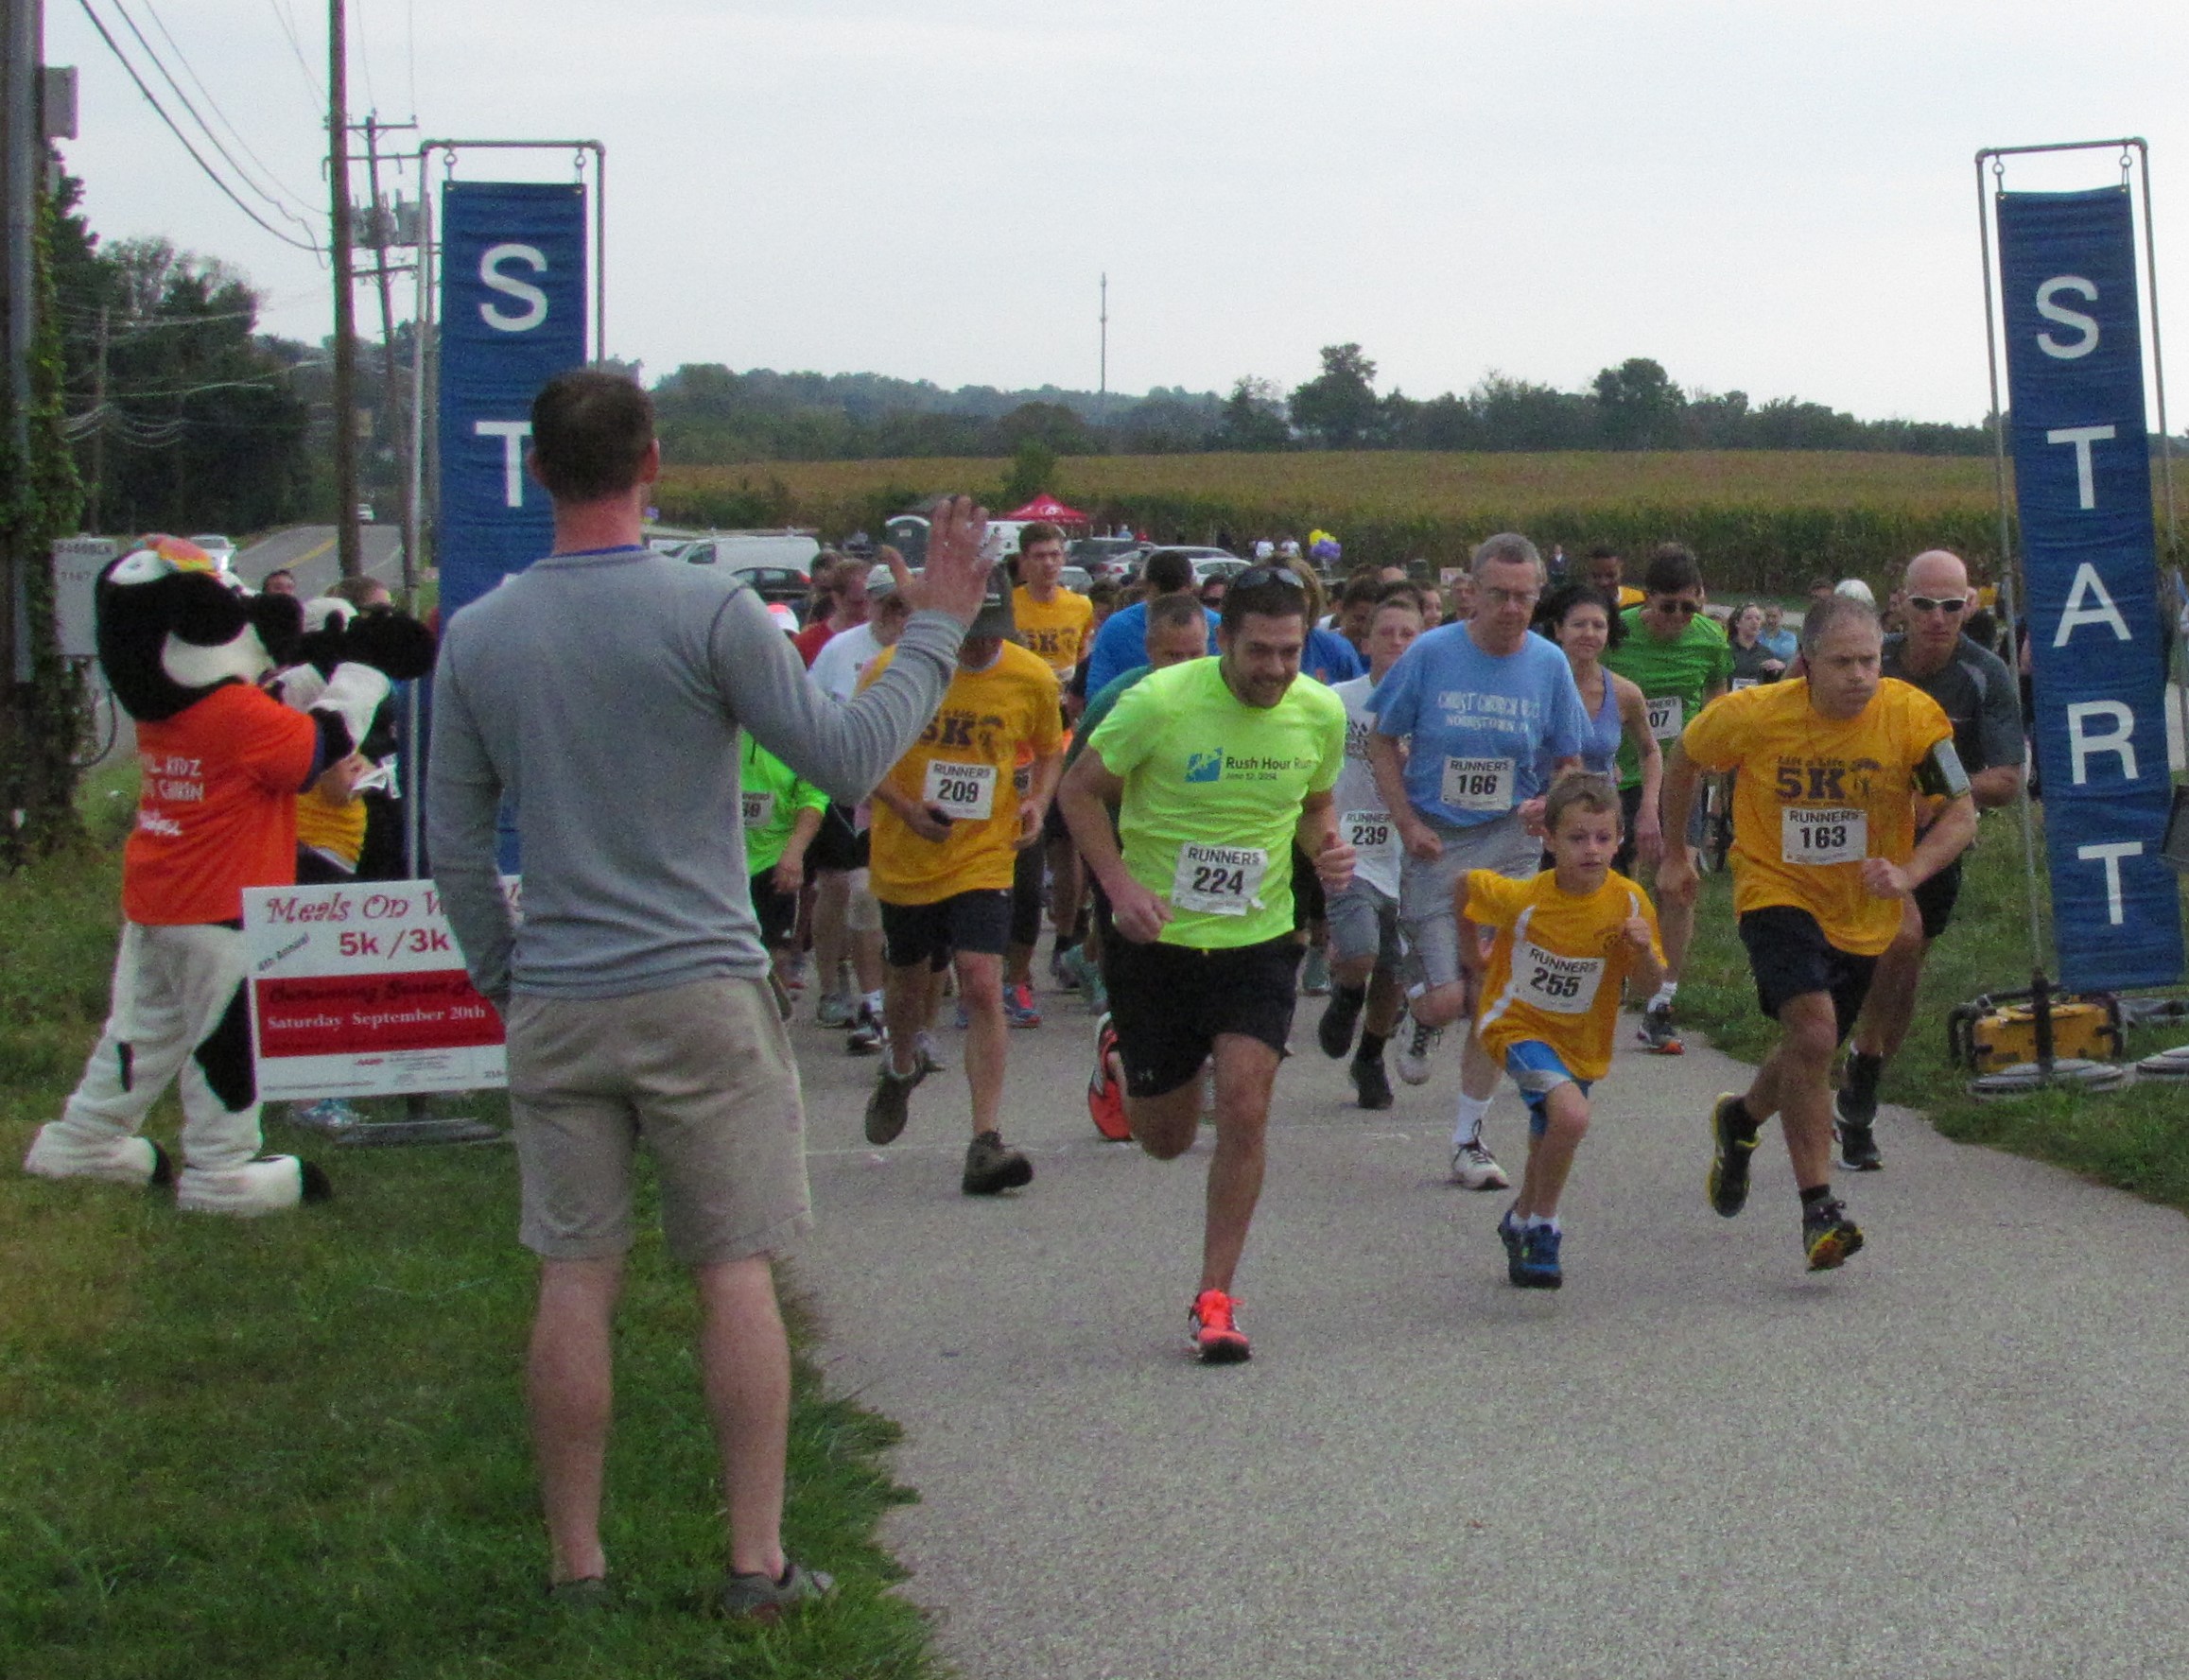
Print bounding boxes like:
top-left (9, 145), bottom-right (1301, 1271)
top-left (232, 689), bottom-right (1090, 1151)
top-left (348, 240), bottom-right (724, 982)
top-left (864, 641), bottom-right (1063, 905)
top-left (1013, 586), bottom-right (1095, 676)
top-left (1679, 677), bottom-right (1954, 957)
top-left (1468, 869), bottom-right (1664, 1082)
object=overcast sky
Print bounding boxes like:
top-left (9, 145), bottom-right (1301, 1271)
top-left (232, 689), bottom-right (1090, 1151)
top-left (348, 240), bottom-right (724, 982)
top-left (44, 0), bottom-right (2189, 427)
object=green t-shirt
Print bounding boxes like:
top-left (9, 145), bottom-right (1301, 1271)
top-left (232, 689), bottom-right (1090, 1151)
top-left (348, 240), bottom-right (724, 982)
top-left (1086, 656), bottom-right (1346, 949)
top-left (739, 737), bottom-right (829, 873)
top-left (1602, 608), bottom-right (1732, 787)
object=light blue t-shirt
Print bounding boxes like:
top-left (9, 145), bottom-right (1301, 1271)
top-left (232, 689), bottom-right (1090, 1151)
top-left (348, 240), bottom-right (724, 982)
top-left (1085, 599), bottom-right (1219, 696)
top-left (1367, 622), bottom-right (1589, 826)
top-left (1761, 627), bottom-right (1798, 665)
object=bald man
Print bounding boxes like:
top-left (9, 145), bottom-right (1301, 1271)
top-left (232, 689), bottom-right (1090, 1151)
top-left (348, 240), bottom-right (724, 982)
top-left (1834, 549), bottom-right (2024, 1169)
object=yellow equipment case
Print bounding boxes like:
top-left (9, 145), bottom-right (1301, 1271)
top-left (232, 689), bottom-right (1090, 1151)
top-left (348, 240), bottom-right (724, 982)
top-left (1947, 991), bottom-right (2124, 1074)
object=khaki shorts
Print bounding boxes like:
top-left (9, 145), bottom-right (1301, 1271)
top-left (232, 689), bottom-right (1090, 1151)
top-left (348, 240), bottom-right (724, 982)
top-left (1399, 810), bottom-right (1540, 991)
top-left (504, 977), bottom-right (812, 1266)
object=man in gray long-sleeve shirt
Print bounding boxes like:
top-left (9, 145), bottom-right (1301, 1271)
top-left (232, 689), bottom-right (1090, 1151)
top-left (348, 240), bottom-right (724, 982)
top-left (427, 370), bottom-right (991, 1617)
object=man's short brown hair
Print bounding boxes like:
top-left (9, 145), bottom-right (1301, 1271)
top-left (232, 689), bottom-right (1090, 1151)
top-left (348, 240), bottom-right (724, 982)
top-left (530, 370), bottom-right (654, 502)
top-left (1020, 520), bottom-right (1065, 552)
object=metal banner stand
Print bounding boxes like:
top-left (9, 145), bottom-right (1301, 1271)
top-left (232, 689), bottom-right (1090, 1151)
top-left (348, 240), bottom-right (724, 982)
top-left (1971, 137), bottom-right (2174, 1100)
top-left (366, 139), bottom-right (606, 1149)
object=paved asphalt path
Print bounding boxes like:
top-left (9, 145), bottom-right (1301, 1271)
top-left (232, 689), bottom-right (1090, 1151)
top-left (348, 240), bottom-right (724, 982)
top-left (790, 963), bottom-right (2189, 1679)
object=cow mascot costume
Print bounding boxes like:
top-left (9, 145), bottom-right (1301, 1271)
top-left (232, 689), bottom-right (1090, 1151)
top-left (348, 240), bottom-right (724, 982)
top-left (24, 536), bottom-right (433, 1214)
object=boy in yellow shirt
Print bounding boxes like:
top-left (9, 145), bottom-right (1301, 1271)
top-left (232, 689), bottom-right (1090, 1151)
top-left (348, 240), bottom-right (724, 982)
top-left (1459, 773), bottom-right (1665, 1289)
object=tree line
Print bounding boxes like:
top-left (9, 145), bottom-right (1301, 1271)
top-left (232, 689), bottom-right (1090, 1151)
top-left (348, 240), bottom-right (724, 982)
top-left (653, 345), bottom-right (2004, 464)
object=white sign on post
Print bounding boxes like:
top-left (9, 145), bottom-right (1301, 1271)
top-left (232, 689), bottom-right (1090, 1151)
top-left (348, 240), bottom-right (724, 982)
top-left (242, 880), bottom-right (513, 1100)
top-left (53, 537), bottom-right (117, 659)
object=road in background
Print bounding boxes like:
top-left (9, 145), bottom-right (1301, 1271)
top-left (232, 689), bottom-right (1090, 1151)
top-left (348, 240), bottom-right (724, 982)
top-left (239, 524), bottom-right (407, 598)
top-left (790, 977), bottom-right (2189, 1679)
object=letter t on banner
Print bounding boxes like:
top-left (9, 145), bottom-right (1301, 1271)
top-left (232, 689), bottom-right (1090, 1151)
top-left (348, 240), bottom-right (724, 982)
top-left (1996, 184), bottom-right (2184, 989)
top-left (436, 182), bottom-right (589, 620)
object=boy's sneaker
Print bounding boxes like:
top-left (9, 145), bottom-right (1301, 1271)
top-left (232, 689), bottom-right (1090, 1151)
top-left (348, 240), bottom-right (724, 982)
top-left (1002, 982), bottom-right (1042, 1028)
top-left (863, 1060), bottom-right (924, 1145)
top-left (1396, 1013), bottom-right (1442, 1085)
top-left (1316, 987), bottom-right (1364, 1059)
top-left (1350, 1054), bottom-right (1394, 1111)
top-left (1188, 1288), bottom-right (1251, 1363)
top-left (846, 1002), bottom-right (886, 1056)
top-left (716, 1558), bottom-right (835, 1624)
top-left (1450, 1137), bottom-right (1510, 1190)
top-left (962, 1130), bottom-right (1033, 1195)
top-left (1497, 1206), bottom-right (1527, 1284)
top-left (1087, 1014), bottom-right (1132, 1141)
top-left (1707, 1093), bottom-right (1760, 1217)
top-left (815, 991), bottom-right (856, 1029)
top-left (1801, 1197), bottom-right (1866, 1271)
top-left (1515, 1221), bottom-right (1564, 1290)
top-left (1638, 1000), bottom-right (1684, 1054)
top-left (1835, 1117), bottom-right (1883, 1172)
top-left (1300, 946), bottom-right (1331, 996)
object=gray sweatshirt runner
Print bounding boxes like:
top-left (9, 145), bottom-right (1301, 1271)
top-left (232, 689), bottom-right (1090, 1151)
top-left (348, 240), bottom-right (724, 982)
top-left (428, 546), bottom-right (962, 1002)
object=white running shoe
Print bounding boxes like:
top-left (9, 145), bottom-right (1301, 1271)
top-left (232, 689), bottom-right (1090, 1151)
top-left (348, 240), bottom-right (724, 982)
top-left (1396, 1013), bottom-right (1442, 1086)
top-left (1449, 1137), bottom-right (1511, 1190)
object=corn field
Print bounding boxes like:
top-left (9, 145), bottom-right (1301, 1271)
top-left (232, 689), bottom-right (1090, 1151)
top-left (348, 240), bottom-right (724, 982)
top-left (656, 450), bottom-right (2182, 596)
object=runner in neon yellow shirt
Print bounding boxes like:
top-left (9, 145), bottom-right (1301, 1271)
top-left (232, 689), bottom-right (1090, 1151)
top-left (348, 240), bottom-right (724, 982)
top-left (1059, 566), bottom-right (1352, 1363)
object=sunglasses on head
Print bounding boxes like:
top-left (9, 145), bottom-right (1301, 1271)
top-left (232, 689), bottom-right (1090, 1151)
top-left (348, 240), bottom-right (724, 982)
top-left (1232, 565), bottom-right (1307, 591)
top-left (1906, 595), bottom-right (1969, 615)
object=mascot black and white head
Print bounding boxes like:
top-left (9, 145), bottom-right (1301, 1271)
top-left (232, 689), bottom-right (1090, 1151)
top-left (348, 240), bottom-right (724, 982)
top-left (97, 535), bottom-right (304, 723)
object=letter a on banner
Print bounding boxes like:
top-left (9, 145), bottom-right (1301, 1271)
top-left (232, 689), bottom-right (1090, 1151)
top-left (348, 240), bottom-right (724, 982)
top-left (437, 182), bottom-right (589, 620)
top-left (1996, 185), bottom-right (2184, 989)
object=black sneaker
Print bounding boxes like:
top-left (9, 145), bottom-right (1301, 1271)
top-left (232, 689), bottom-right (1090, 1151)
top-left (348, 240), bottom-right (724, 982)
top-left (1801, 1197), bottom-right (1866, 1271)
top-left (1497, 1206), bottom-right (1526, 1285)
top-left (1835, 1117), bottom-right (1883, 1172)
top-left (863, 1061), bottom-right (924, 1145)
top-left (1349, 1054), bottom-right (1394, 1111)
top-left (1638, 1001), bottom-right (1685, 1055)
top-left (1707, 1093), bottom-right (1760, 1218)
top-left (1317, 988), bottom-right (1364, 1059)
top-left (962, 1130), bottom-right (1033, 1195)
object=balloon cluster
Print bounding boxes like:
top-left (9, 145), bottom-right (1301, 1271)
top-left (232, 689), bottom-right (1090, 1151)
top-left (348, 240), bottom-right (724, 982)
top-left (1308, 528), bottom-right (1342, 564)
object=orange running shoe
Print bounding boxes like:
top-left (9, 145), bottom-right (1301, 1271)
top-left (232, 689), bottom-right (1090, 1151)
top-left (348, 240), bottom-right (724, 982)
top-left (1188, 1288), bottom-right (1251, 1363)
top-left (1087, 1013), bottom-right (1131, 1141)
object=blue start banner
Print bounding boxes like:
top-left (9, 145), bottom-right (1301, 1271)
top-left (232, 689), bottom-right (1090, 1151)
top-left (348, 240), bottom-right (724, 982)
top-left (436, 181), bottom-right (588, 620)
top-left (1996, 185), bottom-right (2184, 991)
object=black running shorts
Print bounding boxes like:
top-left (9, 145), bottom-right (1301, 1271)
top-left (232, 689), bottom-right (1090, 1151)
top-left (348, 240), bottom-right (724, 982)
top-left (1737, 906), bottom-right (1879, 1045)
top-left (748, 869), bottom-right (798, 947)
top-left (1912, 852), bottom-right (1962, 943)
top-left (808, 802), bottom-right (869, 874)
top-left (1103, 932), bottom-right (1304, 1099)
top-left (880, 889), bottom-right (1014, 973)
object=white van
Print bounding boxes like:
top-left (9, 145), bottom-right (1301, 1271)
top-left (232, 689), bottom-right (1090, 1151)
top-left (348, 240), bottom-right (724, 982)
top-left (678, 530), bottom-right (823, 571)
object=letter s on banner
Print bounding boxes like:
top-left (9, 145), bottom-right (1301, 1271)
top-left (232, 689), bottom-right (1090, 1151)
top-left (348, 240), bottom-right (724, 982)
top-left (437, 182), bottom-right (588, 621)
top-left (1996, 185), bottom-right (2184, 987)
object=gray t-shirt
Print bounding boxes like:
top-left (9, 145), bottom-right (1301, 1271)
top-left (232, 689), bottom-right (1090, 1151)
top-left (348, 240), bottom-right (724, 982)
top-left (1881, 632), bottom-right (2022, 774)
top-left (428, 546), bottom-right (963, 1001)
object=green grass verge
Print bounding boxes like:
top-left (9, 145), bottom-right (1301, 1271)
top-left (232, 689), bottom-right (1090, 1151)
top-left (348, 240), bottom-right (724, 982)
top-left (1676, 805), bottom-right (2189, 1210)
top-left (0, 790), bottom-right (943, 1680)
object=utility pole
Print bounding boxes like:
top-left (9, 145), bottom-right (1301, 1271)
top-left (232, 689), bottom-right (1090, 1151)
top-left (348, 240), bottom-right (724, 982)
top-left (358, 113), bottom-right (415, 587)
top-left (327, 0), bottom-right (359, 578)
top-left (88, 303), bottom-right (106, 531)
top-left (2, 0), bottom-right (42, 689)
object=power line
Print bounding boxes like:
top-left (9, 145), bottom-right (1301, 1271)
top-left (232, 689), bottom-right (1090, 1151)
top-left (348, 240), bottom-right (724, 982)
top-left (75, 0), bottom-right (324, 254)
top-left (353, 0), bottom-right (378, 119)
top-left (137, 0), bottom-right (326, 225)
top-left (106, 0), bottom-right (322, 241)
top-left (265, 0), bottom-right (322, 101)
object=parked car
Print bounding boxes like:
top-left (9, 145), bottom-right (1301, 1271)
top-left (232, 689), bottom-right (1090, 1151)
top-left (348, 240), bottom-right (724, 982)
top-left (1190, 556), bottom-right (1248, 587)
top-left (1068, 536), bottom-right (1146, 581)
top-left (686, 555), bottom-right (811, 607)
top-left (1058, 565), bottom-right (1093, 595)
top-left (188, 534), bottom-right (236, 574)
top-left (680, 531), bottom-right (822, 572)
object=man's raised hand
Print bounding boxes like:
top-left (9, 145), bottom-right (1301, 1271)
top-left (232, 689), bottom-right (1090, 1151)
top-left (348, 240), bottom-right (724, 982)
top-left (898, 495), bottom-right (994, 627)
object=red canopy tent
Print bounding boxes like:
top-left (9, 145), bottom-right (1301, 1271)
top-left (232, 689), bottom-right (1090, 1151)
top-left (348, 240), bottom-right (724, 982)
top-left (1000, 493), bottom-right (1090, 528)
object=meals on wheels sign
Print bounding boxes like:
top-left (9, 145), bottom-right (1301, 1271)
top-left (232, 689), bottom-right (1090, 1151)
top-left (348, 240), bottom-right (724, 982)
top-left (1996, 185), bottom-right (2185, 990)
top-left (437, 180), bottom-right (589, 619)
top-left (243, 882), bottom-right (510, 1100)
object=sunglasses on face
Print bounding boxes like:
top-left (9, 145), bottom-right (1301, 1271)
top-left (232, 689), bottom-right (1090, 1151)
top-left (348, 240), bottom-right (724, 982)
top-left (1232, 565), bottom-right (1308, 591)
top-left (1479, 586), bottom-right (1540, 609)
top-left (1651, 598), bottom-right (1702, 615)
top-left (1906, 596), bottom-right (1969, 615)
